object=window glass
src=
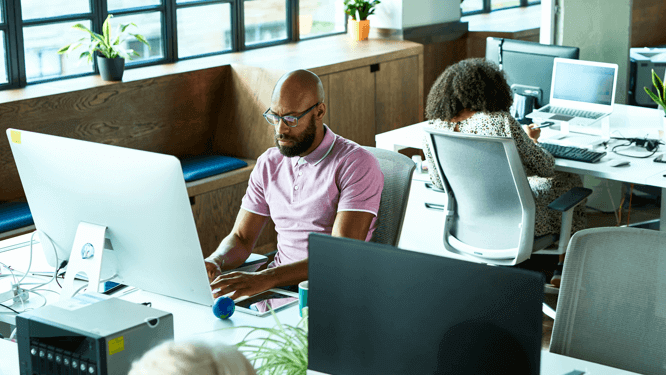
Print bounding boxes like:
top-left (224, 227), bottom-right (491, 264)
top-left (109, 12), bottom-right (164, 63)
top-left (299, 0), bottom-right (345, 39)
top-left (23, 20), bottom-right (94, 82)
top-left (244, 0), bottom-right (287, 46)
top-left (491, 0), bottom-right (520, 10)
top-left (177, 4), bottom-right (232, 58)
top-left (528, 0), bottom-right (540, 4)
top-left (21, 0), bottom-right (90, 21)
top-left (108, 0), bottom-right (161, 11)
top-left (461, 0), bottom-right (483, 14)
top-left (0, 0), bottom-right (4, 23)
top-left (0, 31), bottom-right (7, 84)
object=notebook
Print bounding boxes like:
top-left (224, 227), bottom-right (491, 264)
top-left (528, 58), bottom-right (618, 136)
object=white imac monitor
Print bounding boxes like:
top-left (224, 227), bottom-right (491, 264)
top-left (6, 128), bottom-right (214, 306)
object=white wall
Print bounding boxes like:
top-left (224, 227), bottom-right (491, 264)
top-left (369, 0), bottom-right (461, 29)
top-left (555, 0), bottom-right (633, 104)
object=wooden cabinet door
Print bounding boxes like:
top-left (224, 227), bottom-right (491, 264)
top-left (375, 56), bottom-right (422, 135)
top-left (328, 66), bottom-right (376, 146)
top-left (319, 74), bottom-right (331, 128)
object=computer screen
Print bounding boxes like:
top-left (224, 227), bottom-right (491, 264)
top-left (308, 233), bottom-right (544, 375)
top-left (485, 38), bottom-right (580, 109)
top-left (552, 60), bottom-right (616, 105)
top-left (6, 128), bottom-right (214, 306)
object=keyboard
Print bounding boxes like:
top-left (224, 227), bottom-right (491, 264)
top-left (540, 143), bottom-right (607, 163)
top-left (542, 106), bottom-right (605, 120)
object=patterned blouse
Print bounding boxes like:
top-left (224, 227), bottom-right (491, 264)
top-left (422, 111), bottom-right (586, 237)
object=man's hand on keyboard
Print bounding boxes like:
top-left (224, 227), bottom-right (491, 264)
top-left (523, 124), bottom-right (541, 144)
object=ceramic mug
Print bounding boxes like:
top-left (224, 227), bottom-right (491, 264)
top-left (298, 280), bottom-right (308, 317)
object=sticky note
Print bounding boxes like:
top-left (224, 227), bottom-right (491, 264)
top-left (109, 336), bottom-right (125, 355)
top-left (10, 130), bottom-right (21, 144)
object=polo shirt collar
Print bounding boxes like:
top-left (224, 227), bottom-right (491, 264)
top-left (291, 125), bottom-right (336, 167)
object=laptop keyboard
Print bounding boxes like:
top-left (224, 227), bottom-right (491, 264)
top-left (542, 106), bottom-right (605, 120)
top-left (540, 143), bottom-right (607, 163)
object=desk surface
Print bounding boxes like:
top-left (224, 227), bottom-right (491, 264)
top-left (0, 225), bottom-right (645, 375)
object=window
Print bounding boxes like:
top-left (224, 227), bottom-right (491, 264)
top-left (299, 0), bottom-right (346, 40)
top-left (0, 0), bottom-right (347, 90)
top-left (462, 0), bottom-right (539, 15)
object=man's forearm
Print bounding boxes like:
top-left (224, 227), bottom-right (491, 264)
top-left (206, 233), bottom-right (253, 271)
top-left (258, 259), bottom-right (309, 288)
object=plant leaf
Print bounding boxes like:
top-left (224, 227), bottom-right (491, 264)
top-left (57, 44), bottom-right (72, 54)
top-left (103, 14), bottom-right (113, 46)
top-left (644, 87), bottom-right (666, 108)
top-left (652, 69), bottom-right (663, 100)
top-left (131, 33), bottom-right (151, 48)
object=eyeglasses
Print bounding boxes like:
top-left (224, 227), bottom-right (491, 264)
top-left (263, 103), bottom-right (320, 128)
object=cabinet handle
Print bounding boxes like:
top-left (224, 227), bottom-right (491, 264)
top-left (424, 183), bottom-right (445, 193)
top-left (424, 203), bottom-right (444, 211)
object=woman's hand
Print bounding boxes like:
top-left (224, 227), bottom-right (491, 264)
top-left (523, 124), bottom-right (541, 144)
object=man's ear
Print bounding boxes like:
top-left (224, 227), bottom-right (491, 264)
top-left (316, 102), bottom-right (327, 120)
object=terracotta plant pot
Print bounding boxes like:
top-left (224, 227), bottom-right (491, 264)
top-left (96, 55), bottom-right (125, 81)
top-left (349, 19), bottom-right (370, 41)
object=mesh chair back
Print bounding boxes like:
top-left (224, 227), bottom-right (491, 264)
top-left (425, 128), bottom-right (535, 265)
top-left (550, 227), bottom-right (666, 375)
top-left (363, 147), bottom-right (415, 246)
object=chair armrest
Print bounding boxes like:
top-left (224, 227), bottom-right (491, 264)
top-left (547, 187), bottom-right (593, 212)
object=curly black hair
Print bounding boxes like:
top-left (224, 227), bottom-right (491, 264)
top-left (425, 58), bottom-right (513, 121)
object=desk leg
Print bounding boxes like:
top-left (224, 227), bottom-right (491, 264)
top-left (662, 188), bottom-right (666, 232)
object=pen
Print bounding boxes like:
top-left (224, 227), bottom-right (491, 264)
top-left (534, 121), bottom-right (555, 129)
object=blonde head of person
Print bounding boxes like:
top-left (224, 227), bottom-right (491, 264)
top-left (128, 339), bottom-right (257, 375)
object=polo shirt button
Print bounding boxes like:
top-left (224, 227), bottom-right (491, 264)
top-left (298, 172), bottom-right (303, 176)
top-left (294, 186), bottom-right (299, 190)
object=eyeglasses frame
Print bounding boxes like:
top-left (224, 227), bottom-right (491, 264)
top-left (263, 102), bottom-right (321, 128)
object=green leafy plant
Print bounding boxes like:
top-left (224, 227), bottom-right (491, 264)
top-left (344, 0), bottom-right (381, 21)
top-left (57, 14), bottom-right (149, 63)
top-left (233, 308), bottom-right (308, 375)
top-left (644, 69), bottom-right (666, 115)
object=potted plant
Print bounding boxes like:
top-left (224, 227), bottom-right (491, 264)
top-left (57, 15), bottom-right (149, 81)
top-left (233, 309), bottom-right (308, 374)
top-left (344, 0), bottom-right (381, 41)
top-left (644, 69), bottom-right (666, 139)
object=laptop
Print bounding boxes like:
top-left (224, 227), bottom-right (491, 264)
top-left (528, 58), bottom-right (618, 135)
top-left (307, 233), bottom-right (544, 375)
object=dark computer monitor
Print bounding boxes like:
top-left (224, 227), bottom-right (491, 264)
top-left (308, 233), bottom-right (544, 375)
top-left (485, 38), bottom-right (579, 122)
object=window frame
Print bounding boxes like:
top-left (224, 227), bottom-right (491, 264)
top-left (0, 0), bottom-right (347, 90)
top-left (462, 0), bottom-right (540, 16)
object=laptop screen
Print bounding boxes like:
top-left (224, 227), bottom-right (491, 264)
top-left (552, 61), bottom-right (616, 105)
top-left (308, 233), bottom-right (544, 375)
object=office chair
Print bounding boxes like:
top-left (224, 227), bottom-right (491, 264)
top-left (550, 227), bottom-right (666, 375)
top-left (424, 128), bottom-right (591, 266)
top-left (362, 147), bottom-right (416, 246)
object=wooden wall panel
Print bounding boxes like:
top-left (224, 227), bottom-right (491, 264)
top-left (423, 37), bottom-right (467, 110)
top-left (466, 30), bottom-right (540, 59)
top-left (191, 181), bottom-right (277, 258)
top-left (375, 56), bottom-right (421, 134)
top-left (328, 66), bottom-right (376, 146)
top-left (0, 66), bottom-right (229, 201)
top-left (320, 74), bottom-right (331, 127)
top-left (212, 65), bottom-right (287, 160)
top-left (632, 0), bottom-right (666, 47)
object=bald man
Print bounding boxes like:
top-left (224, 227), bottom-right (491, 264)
top-left (205, 70), bottom-right (384, 299)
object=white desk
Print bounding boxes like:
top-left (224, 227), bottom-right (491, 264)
top-left (375, 104), bottom-right (666, 232)
top-left (0, 233), bottom-right (644, 375)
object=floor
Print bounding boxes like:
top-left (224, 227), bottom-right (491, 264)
top-left (536, 190), bottom-right (661, 350)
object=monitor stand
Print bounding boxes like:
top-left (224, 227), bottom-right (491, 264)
top-left (61, 222), bottom-right (111, 300)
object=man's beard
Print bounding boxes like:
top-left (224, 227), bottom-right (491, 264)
top-left (275, 116), bottom-right (317, 157)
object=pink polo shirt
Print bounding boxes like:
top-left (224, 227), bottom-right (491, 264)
top-left (241, 125), bottom-right (384, 267)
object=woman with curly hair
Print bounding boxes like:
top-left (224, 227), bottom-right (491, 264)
top-left (422, 58), bottom-right (586, 286)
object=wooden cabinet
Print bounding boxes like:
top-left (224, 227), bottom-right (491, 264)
top-left (320, 55), bottom-right (423, 147)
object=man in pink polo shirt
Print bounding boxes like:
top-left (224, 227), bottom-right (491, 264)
top-left (205, 69), bottom-right (384, 299)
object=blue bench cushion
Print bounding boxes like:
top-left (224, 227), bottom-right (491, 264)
top-left (180, 155), bottom-right (248, 183)
top-left (0, 202), bottom-right (34, 233)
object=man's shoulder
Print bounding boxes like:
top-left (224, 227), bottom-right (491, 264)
top-left (257, 147), bottom-right (287, 166)
top-left (330, 134), bottom-right (375, 161)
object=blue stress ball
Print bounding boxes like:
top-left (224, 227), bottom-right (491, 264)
top-left (213, 296), bottom-right (235, 319)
